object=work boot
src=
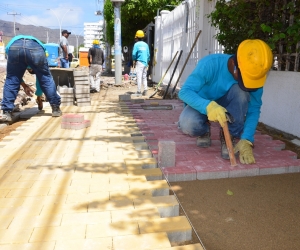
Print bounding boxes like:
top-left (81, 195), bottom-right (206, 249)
top-left (196, 131), bottom-right (211, 148)
top-left (219, 128), bottom-right (237, 159)
top-left (142, 90), bottom-right (148, 96)
top-left (51, 105), bottom-right (62, 117)
top-left (136, 91), bottom-right (141, 95)
top-left (0, 111), bottom-right (13, 122)
top-left (37, 96), bottom-right (43, 110)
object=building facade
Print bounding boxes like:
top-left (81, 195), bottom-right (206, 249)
top-left (83, 20), bottom-right (104, 48)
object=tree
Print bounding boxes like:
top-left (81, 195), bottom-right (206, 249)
top-left (208, 0), bottom-right (300, 56)
top-left (104, 0), bottom-right (181, 46)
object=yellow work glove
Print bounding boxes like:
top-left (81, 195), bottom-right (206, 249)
top-left (234, 139), bottom-right (255, 164)
top-left (206, 101), bottom-right (228, 127)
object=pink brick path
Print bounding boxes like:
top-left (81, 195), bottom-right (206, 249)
top-left (125, 99), bottom-right (300, 182)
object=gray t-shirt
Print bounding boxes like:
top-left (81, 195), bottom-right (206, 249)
top-left (60, 36), bottom-right (69, 58)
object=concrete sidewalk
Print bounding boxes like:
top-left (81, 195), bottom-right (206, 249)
top-left (0, 99), bottom-right (203, 249)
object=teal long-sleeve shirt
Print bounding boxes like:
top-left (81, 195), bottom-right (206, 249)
top-left (5, 35), bottom-right (46, 54)
top-left (178, 53), bottom-right (263, 143)
top-left (132, 41), bottom-right (150, 66)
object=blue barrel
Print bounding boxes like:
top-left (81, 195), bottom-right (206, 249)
top-left (44, 43), bottom-right (60, 67)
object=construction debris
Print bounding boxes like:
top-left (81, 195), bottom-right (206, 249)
top-left (0, 68), bottom-right (38, 112)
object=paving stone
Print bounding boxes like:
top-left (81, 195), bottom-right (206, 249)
top-left (76, 97), bottom-right (91, 102)
top-left (86, 221), bottom-right (139, 238)
top-left (59, 87), bottom-right (74, 94)
top-left (152, 243), bottom-right (204, 250)
top-left (29, 225), bottom-right (86, 242)
top-left (127, 168), bottom-right (163, 181)
top-left (75, 93), bottom-right (90, 98)
top-left (158, 141), bottom-right (176, 168)
top-left (8, 214), bottom-right (63, 229)
top-left (62, 114), bottom-right (84, 123)
top-left (87, 199), bottom-right (134, 212)
top-left (112, 233), bottom-right (171, 249)
top-left (39, 203), bottom-right (88, 215)
top-left (109, 189), bottom-right (153, 200)
top-left (125, 158), bottom-right (158, 168)
top-left (75, 87), bottom-right (90, 94)
top-left (133, 195), bottom-right (179, 217)
top-left (229, 164), bottom-right (259, 178)
top-left (129, 180), bottom-right (170, 196)
top-left (0, 215), bottom-right (14, 230)
top-left (0, 228), bottom-right (33, 244)
top-left (138, 216), bottom-right (192, 244)
top-left (291, 138), bottom-right (300, 146)
top-left (61, 211), bottom-right (111, 225)
top-left (5, 187), bottom-right (50, 197)
top-left (131, 93), bottom-right (142, 98)
top-left (74, 76), bottom-right (89, 81)
top-left (0, 242), bottom-right (55, 250)
top-left (131, 99), bottom-right (145, 104)
top-left (73, 70), bottom-right (88, 77)
top-left (0, 197), bottom-right (24, 208)
top-left (162, 166), bottom-right (197, 182)
top-left (111, 207), bottom-right (161, 222)
top-left (77, 102), bottom-right (91, 107)
top-left (119, 94), bottom-right (131, 101)
top-left (54, 238), bottom-right (112, 250)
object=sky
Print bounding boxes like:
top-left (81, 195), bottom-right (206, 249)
top-left (0, 0), bottom-right (104, 36)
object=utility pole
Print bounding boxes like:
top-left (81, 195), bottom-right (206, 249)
top-left (7, 12), bottom-right (21, 36)
top-left (75, 32), bottom-right (83, 58)
top-left (46, 29), bottom-right (49, 43)
top-left (110, 0), bottom-right (125, 85)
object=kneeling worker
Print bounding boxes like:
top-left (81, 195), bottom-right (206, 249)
top-left (178, 39), bottom-right (273, 164)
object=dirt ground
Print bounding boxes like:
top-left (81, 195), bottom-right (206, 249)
top-left (1, 69), bottom-right (300, 250)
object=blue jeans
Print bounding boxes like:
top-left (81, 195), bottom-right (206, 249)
top-left (2, 39), bottom-right (60, 112)
top-left (60, 58), bottom-right (70, 68)
top-left (178, 84), bottom-right (250, 138)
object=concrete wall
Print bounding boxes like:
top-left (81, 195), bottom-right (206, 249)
top-left (260, 71), bottom-right (300, 138)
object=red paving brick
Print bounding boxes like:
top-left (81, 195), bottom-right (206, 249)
top-left (125, 99), bottom-right (300, 181)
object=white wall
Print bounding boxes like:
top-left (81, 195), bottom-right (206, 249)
top-left (152, 0), bottom-right (221, 89)
top-left (260, 71), bottom-right (300, 138)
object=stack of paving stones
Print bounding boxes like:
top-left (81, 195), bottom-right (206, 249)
top-left (0, 100), bottom-right (204, 249)
top-left (61, 113), bottom-right (91, 130)
top-left (58, 86), bottom-right (74, 106)
top-left (124, 99), bottom-right (300, 182)
top-left (74, 70), bottom-right (91, 107)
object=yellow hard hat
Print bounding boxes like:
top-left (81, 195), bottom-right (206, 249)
top-left (135, 30), bottom-right (144, 38)
top-left (92, 40), bottom-right (100, 45)
top-left (237, 39), bottom-right (273, 90)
